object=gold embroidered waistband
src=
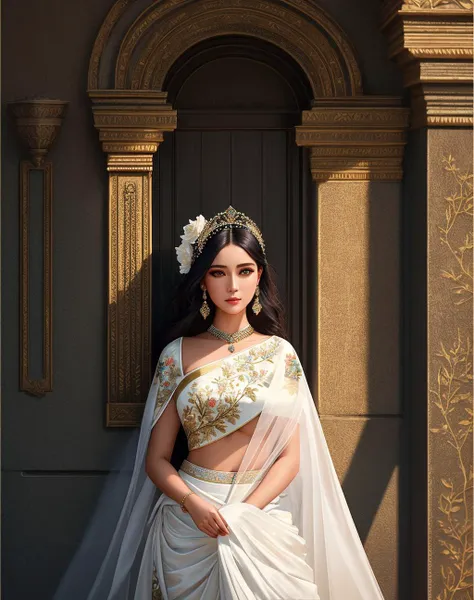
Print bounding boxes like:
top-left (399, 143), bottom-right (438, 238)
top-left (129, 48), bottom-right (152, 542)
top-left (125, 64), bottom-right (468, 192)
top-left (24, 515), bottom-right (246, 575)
top-left (180, 459), bottom-right (261, 484)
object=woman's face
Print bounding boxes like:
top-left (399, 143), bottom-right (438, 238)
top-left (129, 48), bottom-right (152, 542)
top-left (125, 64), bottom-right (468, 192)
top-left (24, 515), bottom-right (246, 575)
top-left (202, 243), bottom-right (262, 315)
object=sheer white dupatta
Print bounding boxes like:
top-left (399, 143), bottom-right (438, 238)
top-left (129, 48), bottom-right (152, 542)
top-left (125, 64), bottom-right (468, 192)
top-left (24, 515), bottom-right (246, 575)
top-left (53, 340), bottom-right (184, 600)
top-left (221, 338), bottom-right (386, 600)
top-left (54, 336), bottom-right (385, 600)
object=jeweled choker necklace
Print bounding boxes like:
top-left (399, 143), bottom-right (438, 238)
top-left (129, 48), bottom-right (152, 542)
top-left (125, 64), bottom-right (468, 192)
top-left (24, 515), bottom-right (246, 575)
top-left (207, 324), bottom-right (255, 353)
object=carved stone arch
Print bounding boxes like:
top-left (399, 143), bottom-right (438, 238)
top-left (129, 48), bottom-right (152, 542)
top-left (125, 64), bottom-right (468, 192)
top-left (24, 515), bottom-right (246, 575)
top-left (120, 3), bottom-right (359, 96)
top-left (89, 0), bottom-right (362, 97)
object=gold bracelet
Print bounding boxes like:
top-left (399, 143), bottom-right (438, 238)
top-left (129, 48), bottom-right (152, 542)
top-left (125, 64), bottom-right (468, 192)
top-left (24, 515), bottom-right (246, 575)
top-left (180, 490), bottom-right (195, 513)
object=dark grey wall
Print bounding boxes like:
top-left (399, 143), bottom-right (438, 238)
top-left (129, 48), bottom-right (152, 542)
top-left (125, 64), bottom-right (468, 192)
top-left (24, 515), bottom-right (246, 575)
top-left (2, 1), bottom-right (130, 598)
top-left (1, 1), bottom-right (403, 598)
top-left (315, 0), bottom-right (404, 95)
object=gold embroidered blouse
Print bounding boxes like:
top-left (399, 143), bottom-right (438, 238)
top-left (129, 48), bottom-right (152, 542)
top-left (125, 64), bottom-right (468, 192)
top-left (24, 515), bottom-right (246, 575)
top-left (151, 335), bottom-right (303, 451)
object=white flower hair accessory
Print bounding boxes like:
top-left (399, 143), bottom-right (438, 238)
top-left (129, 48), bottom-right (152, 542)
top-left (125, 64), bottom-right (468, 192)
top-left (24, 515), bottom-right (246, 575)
top-left (175, 214), bottom-right (207, 274)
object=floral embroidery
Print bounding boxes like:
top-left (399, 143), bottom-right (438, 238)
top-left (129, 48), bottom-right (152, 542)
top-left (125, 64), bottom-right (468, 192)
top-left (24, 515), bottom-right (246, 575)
top-left (182, 339), bottom-right (280, 449)
top-left (152, 566), bottom-right (163, 599)
top-left (284, 352), bottom-right (303, 396)
top-left (153, 349), bottom-right (181, 416)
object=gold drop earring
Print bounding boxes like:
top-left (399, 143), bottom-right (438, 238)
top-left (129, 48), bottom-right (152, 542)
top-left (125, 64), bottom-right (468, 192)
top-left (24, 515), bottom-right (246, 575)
top-left (200, 287), bottom-right (210, 319)
top-left (252, 285), bottom-right (262, 315)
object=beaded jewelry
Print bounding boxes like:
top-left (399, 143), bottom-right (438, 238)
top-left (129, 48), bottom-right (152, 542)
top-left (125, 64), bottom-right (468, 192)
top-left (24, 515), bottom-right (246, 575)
top-left (175, 205), bottom-right (267, 274)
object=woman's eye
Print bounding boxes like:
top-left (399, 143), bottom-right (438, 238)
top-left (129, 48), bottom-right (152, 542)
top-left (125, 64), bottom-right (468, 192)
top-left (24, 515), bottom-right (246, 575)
top-left (209, 268), bottom-right (254, 277)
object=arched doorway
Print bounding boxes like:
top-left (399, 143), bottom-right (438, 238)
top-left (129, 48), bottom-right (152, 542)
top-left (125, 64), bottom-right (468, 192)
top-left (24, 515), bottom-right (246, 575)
top-left (152, 36), bottom-right (314, 362)
top-left (87, 0), bottom-right (372, 424)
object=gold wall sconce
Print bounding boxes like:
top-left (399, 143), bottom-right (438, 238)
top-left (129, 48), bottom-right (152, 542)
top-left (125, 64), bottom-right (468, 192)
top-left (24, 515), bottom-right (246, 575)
top-left (9, 99), bottom-right (68, 396)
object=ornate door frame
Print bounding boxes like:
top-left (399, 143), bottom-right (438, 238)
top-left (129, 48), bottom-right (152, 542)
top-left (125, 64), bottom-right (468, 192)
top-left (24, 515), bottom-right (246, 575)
top-left (87, 0), bottom-right (408, 426)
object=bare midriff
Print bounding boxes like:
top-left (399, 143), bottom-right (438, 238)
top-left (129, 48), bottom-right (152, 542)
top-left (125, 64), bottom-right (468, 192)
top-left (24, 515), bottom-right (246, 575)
top-left (186, 414), bottom-right (260, 472)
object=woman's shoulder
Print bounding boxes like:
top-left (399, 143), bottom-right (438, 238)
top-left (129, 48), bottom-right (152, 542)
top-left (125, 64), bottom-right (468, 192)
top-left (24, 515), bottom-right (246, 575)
top-left (158, 337), bottom-right (182, 360)
top-left (274, 337), bottom-right (303, 365)
top-left (272, 335), bottom-right (295, 350)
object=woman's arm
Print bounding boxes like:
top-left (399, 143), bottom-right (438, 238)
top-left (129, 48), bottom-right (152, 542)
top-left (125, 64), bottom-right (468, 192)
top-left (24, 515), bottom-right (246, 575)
top-left (145, 400), bottom-right (230, 537)
top-left (243, 424), bottom-right (300, 509)
top-left (145, 399), bottom-right (191, 504)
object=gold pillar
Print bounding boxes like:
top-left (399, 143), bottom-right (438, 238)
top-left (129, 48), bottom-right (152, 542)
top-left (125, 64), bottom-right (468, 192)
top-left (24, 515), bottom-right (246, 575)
top-left (296, 97), bottom-right (410, 599)
top-left (381, 3), bottom-right (473, 598)
top-left (90, 91), bottom-right (177, 426)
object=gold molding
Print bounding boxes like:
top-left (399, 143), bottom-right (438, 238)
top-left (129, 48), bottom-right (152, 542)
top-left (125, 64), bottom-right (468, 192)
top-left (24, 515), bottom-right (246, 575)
top-left (9, 99), bottom-right (67, 397)
top-left (134, 4), bottom-right (349, 97)
top-left (382, 0), bottom-right (474, 21)
top-left (403, 0), bottom-right (473, 9)
top-left (8, 99), bottom-right (68, 166)
top-left (89, 90), bottom-right (177, 425)
top-left (20, 161), bottom-right (53, 397)
top-left (381, 3), bottom-right (473, 128)
top-left (90, 0), bottom-right (362, 97)
top-left (88, 0), bottom-right (132, 91)
top-left (90, 90), bottom-right (177, 155)
top-left (107, 403), bottom-right (146, 427)
top-left (107, 154), bottom-right (155, 171)
top-left (383, 13), bottom-right (473, 63)
top-left (410, 86), bottom-right (473, 127)
top-left (296, 98), bottom-right (410, 181)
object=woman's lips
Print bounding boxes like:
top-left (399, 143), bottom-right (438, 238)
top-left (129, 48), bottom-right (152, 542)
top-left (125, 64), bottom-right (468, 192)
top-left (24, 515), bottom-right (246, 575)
top-left (226, 299), bottom-right (240, 304)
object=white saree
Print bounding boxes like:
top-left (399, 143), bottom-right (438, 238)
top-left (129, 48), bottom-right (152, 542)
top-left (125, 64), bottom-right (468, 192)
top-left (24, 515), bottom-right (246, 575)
top-left (54, 335), bottom-right (385, 600)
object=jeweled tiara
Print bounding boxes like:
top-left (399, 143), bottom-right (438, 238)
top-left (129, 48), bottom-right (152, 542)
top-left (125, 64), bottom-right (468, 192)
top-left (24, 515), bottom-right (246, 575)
top-left (175, 205), bottom-right (267, 274)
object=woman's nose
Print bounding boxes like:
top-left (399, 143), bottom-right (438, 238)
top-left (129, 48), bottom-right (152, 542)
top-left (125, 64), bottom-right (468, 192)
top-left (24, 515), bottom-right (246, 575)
top-left (228, 275), bottom-right (238, 291)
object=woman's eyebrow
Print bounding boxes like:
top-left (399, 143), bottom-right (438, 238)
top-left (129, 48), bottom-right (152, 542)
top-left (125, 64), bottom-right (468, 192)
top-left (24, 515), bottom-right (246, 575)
top-left (209, 263), bottom-right (255, 268)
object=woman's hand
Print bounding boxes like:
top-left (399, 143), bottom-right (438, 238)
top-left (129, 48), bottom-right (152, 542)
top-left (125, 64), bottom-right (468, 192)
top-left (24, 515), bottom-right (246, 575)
top-left (184, 494), bottom-right (230, 538)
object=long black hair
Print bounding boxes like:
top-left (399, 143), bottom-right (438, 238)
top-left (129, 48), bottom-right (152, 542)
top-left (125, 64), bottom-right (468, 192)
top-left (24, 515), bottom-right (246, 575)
top-left (156, 226), bottom-right (287, 354)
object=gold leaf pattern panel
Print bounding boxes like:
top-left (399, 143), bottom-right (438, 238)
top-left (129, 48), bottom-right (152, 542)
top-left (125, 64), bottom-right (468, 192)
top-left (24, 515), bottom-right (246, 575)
top-left (429, 142), bottom-right (473, 600)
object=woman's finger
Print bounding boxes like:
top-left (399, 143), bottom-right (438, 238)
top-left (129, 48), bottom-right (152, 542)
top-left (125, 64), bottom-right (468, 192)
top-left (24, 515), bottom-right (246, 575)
top-left (200, 522), bottom-right (217, 538)
top-left (216, 509), bottom-right (230, 531)
top-left (209, 522), bottom-right (221, 536)
top-left (213, 513), bottom-right (230, 535)
top-left (202, 526), bottom-right (217, 538)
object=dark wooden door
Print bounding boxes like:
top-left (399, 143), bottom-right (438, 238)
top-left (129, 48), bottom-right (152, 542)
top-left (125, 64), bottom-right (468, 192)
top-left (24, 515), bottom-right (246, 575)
top-left (152, 37), bottom-right (314, 367)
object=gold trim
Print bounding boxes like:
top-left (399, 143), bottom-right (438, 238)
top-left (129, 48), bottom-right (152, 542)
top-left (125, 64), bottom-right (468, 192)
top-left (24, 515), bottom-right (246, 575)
top-left (8, 99), bottom-right (68, 167)
top-left (90, 0), bottom-right (362, 97)
top-left (20, 161), bottom-right (53, 397)
top-left (170, 336), bottom-right (277, 410)
top-left (138, 7), bottom-right (346, 97)
top-left (402, 0), bottom-right (473, 9)
top-left (180, 459), bottom-right (261, 484)
top-left (381, 3), bottom-right (473, 128)
top-left (88, 92), bottom-right (176, 427)
top-left (296, 98), bottom-right (410, 181)
top-left (171, 357), bottom-right (235, 404)
top-left (89, 90), bottom-right (177, 157)
top-left (88, 0), bottom-right (132, 90)
top-left (107, 154), bottom-right (154, 171)
top-left (107, 402), bottom-right (146, 427)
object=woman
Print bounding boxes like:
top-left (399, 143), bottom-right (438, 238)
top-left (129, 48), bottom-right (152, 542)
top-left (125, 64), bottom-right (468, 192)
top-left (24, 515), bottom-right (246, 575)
top-left (54, 206), bottom-right (385, 600)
